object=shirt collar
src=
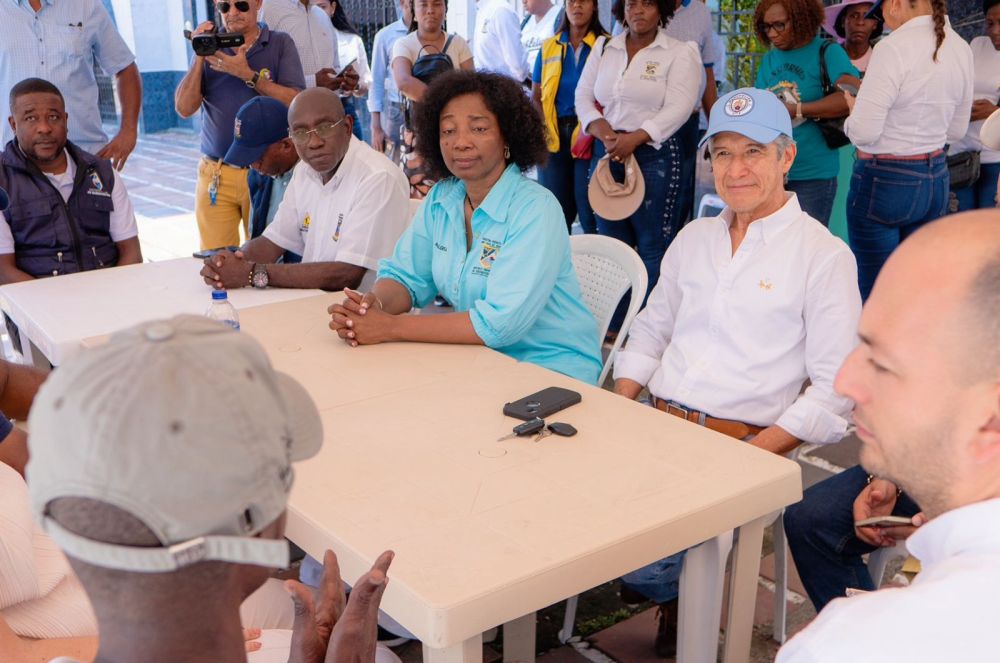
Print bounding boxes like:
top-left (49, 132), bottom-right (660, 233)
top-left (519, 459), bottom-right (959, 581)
top-left (557, 31), bottom-right (599, 48)
top-left (16, 0), bottom-right (52, 6)
top-left (717, 193), bottom-right (801, 244)
top-left (907, 499), bottom-right (1000, 568)
top-left (304, 136), bottom-right (359, 187)
top-left (892, 14), bottom-right (948, 35)
top-left (607, 28), bottom-right (670, 51)
top-left (473, 164), bottom-right (522, 224)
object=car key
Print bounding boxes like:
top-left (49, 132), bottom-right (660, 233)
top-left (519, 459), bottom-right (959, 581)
top-left (497, 417), bottom-right (545, 442)
top-left (534, 422), bottom-right (578, 442)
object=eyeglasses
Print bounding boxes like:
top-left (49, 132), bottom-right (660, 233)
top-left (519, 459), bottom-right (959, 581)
top-left (216, 1), bottom-right (251, 14)
top-left (288, 118), bottom-right (346, 144)
top-left (761, 20), bottom-right (788, 34)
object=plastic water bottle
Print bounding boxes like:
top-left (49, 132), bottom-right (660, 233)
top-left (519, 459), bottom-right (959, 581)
top-left (206, 290), bottom-right (240, 331)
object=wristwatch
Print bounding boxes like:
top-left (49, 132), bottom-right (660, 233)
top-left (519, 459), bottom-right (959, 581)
top-left (246, 70), bottom-right (261, 89)
top-left (251, 262), bottom-right (269, 289)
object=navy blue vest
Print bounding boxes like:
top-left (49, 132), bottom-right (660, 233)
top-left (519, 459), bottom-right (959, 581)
top-left (0, 140), bottom-right (120, 278)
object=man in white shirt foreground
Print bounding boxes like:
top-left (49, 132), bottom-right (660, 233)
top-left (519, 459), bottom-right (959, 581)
top-left (26, 315), bottom-right (394, 663)
top-left (777, 212), bottom-right (1000, 662)
top-left (612, 87), bottom-right (861, 657)
top-left (201, 88), bottom-right (410, 291)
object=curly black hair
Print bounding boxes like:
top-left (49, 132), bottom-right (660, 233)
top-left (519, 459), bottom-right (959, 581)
top-left (754, 0), bottom-right (824, 48)
top-left (413, 70), bottom-right (549, 180)
top-left (611, 0), bottom-right (675, 29)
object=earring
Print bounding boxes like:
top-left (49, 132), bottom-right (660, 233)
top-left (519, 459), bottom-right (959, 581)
top-left (504, 145), bottom-right (510, 160)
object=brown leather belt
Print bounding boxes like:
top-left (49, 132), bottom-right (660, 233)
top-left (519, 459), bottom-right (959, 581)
top-left (652, 397), bottom-right (765, 440)
top-left (856, 149), bottom-right (944, 161)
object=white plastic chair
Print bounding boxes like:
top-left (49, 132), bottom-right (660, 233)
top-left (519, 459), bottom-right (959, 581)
top-left (569, 234), bottom-right (648, 386)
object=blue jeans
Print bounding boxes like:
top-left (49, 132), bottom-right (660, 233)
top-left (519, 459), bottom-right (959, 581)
top-left (622, 550), bottom-right (686, 604)
top-left (786, 177), bottom-right (837, 226)
top-left (674, 113), bottom-right (701, 227)
top-left (847, 154), bottom-right (949, 301)
top-left (342, 97), bottom-right (364, 141)
top-left (592, 137), bottom-right (683, 329)
top-left (952, 161), bottom-right (1000, 211)
top-left (538, 118), bottom-right (597, 234)
top-left (783, 465), bottom-right (920, 612)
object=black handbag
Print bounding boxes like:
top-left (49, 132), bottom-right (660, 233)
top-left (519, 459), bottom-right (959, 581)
top-left (947, 150), bottom-right (981, 189)
top-left (815, 40), bottom-right (852, 150)
top-left (410, 34), bottom-right (455, 84)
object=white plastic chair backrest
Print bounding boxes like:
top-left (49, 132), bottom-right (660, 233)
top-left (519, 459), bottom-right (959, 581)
top-left (570, 234), bottom-right (647, 385)
top-left (408, 198), bottom-right (422, 223)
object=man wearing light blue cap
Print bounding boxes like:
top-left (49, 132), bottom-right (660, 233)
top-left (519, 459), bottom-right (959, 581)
top-left (610, 88), bottom-right (863, 657)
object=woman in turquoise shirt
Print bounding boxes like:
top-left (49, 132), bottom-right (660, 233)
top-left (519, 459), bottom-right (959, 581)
top-left (328, 70), bottom-right (603, 384)
top-left (753, 0), bottom-right (861, 226)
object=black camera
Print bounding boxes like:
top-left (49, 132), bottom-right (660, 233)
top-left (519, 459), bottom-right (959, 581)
top-left (184, 29), bottom-right (245, 56)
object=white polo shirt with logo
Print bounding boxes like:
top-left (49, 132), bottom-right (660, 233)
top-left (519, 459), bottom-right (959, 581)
top-left (263, 136), bottom-right (410, 289)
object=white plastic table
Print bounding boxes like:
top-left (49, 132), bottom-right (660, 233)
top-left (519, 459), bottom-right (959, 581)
top-left (0, 258), bottom-right (324, 366)
top-left (238, 294), bottom-right (803, 663)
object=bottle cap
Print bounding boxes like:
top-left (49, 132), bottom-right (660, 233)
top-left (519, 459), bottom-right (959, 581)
top-left (211, 290), bottom-right (228, 300)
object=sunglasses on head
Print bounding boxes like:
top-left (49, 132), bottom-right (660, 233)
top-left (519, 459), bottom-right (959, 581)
top-left (216, 1), bottom-right (251, 13)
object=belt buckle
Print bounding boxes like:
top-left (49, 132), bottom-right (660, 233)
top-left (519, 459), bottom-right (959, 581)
top-left (666, 400), bottom-right (690, 419)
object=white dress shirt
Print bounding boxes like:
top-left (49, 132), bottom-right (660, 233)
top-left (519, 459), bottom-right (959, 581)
top-left (0, 150), bottom-right (137, 254)
top-left (575, 31), bottom-right (702, 149)
top-left (474, 0), bottom-right (529, 81)
top-left (263, 137), bottom-right (410, 289)
top-left (778, 498), bottom-right (1000, 662)
top-left (614, 195), bottom-right (860, 445)
top-left (261, 0), bottom-right (338, 89)
top-left (845, 15), bottom-right (973, 155)
top-left (948, 36), bottom-right (1000, 164)
top-left (333, 28), bottom-right (372, 93)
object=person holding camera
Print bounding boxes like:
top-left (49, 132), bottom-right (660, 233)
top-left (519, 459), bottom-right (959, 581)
top-left (175, 0), bottom-right (305, 251)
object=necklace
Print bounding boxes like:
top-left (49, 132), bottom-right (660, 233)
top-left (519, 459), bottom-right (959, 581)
top-left (465, 194), bottom-right (478, 211)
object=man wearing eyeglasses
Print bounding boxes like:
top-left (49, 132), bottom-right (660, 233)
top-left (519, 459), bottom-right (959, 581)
top-left (199, 87), bottom-right (409, 292)
top-left (175, 0), bottom-right (306, 252)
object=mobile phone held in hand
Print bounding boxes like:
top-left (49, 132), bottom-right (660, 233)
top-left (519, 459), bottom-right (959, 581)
top-left (855, 515), bottom-right (914, 528)
top-left (503, 386), bottom-right (582, 421)
top-left (838, 82), bottom-right (860, 97)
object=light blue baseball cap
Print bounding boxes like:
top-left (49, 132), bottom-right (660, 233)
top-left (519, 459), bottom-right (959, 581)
top-left (699, 88), bottom-right (793, 148)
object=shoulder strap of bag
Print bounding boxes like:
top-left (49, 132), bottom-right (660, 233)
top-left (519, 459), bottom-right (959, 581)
top-left (443, 33), bottom-right (455, 53)
top-left (521, 14), bottom-right (531, 29)
top-left (819, 39), bottom-right (833, 94)
top-left (416, 33), bottom-right (454, 58)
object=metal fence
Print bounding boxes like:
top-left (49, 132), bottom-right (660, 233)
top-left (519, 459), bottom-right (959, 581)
top-left (712, 0), bottom-right (765, 92)
top-left (341, 0), bottom-right (399, 58)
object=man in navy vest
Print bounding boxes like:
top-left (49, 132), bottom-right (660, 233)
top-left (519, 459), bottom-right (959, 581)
top-left (0, 78), bottom-right (141, 283)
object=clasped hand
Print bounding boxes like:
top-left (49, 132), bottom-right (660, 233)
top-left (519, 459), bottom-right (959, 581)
top-left (328, 289), bottom-right (393, 346)
top-left (201, 250), bottom-right (252, 290)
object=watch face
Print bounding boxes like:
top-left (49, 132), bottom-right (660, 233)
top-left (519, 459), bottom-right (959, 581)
top-left (252, 265), bottom-right (268, 288)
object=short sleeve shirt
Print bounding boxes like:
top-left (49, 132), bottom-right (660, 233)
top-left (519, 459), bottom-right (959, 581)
top-left (377, 165), bottom-right (603, 384)
top-left (755, 37), bottom-right (858, 180)
top-left (263, 137), bottom-right (410, 288)
top-left (0, 0), bottom-right (136, 153)
top-left (391, 32), bottom-right (473, 69)
top-left (199, 25), bottom-right (306, 159)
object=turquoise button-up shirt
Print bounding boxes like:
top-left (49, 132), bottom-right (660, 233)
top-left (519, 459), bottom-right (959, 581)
top-left (378, 165), bottom-right (602, 384)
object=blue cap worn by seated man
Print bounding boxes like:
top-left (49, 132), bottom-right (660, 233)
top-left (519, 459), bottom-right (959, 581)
top-left (699, 87), bottom-right (793, 148)
top-left (224, 97), bottom-right (292, 168)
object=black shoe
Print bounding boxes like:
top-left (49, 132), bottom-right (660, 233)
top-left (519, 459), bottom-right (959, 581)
top-left (433, 295), bottom-right (451, 307)
top-left (654, 599), bottom-right (678, 659)
top-left (619, 581), bottom-right (650, 607)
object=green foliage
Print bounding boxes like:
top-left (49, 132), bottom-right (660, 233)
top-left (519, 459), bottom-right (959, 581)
top-left (714, 0), bottom-right (769, 90)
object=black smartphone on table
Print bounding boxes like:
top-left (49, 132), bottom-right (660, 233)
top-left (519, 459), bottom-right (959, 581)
top-left (503, 386), bottom-right (582, 421)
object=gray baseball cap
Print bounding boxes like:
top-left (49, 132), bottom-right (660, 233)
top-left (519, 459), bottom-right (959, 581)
top-left (27, 315), bottom-right (323, 573)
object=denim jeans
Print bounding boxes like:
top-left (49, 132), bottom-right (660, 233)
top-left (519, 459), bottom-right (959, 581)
top-left (847, 153), bottom-right (949, 301)
top-left (783, 465), bottom-right (921, 612)
top-left (952, 161), bottom-right (1000, 211)
top-left (621, 550), bottom-right (686, 604)
top-left (342, 97), bottom-right (364, 141)
top-left (538, 118), bottom-right (597, 234)
top-left (592, 137), bottom-right (683, 329)
top-left (674, 113), bottom-right (701, 227)
top-left (786, 177), bottom-right (837, 226)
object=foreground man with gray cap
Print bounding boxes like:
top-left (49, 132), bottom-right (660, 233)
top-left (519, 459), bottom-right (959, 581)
top-left (27, 315), bottom-right (393, 663)
top-left (610, 88), bottom-right (862, 657)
